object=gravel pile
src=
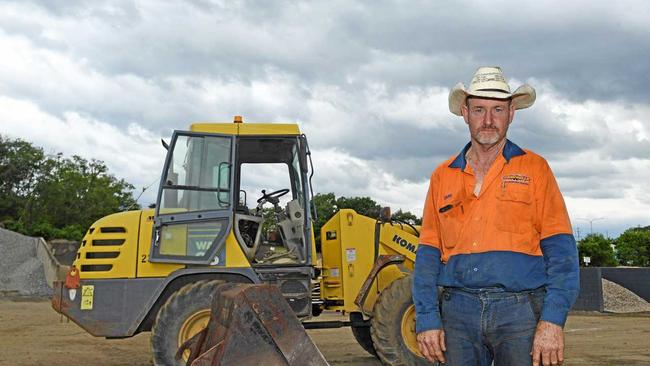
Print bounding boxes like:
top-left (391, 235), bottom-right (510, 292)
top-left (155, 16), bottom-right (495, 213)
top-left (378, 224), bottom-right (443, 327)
top-left (0, 228), bottom-right (52, 297)
top-left (49, 239), bottom-right (80, 266)
top-left (602, 278), bottom-right (650, 313)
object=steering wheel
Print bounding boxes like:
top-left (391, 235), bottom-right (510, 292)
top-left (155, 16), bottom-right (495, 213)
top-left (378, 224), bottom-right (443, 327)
top-left (257, 188), bottom-right (290, 203)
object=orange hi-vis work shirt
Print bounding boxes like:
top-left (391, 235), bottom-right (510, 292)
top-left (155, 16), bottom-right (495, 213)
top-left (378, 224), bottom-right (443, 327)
top-left (413, 140), bottom-right (580, 332)
top-left (420, 140), bottom-right (572, 259)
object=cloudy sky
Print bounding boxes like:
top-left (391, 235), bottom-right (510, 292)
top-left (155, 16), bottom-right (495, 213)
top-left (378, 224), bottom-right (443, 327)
top-left (1, 0), bottom-right (649, 238)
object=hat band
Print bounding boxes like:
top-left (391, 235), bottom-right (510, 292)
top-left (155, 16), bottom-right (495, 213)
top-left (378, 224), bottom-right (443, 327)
top-left (475, 88), bottom-right (510, 94)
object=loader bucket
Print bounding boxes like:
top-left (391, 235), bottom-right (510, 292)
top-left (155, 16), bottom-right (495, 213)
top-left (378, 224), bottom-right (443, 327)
top-left (178, 283), bottom-right (329, 366)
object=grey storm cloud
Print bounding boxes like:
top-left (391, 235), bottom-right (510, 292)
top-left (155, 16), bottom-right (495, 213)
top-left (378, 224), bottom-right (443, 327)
top-left (6, 0), bottom-right (650, 104)
top-left (558, 177), bottom-right (630, 199)
top-left (1, 0), bottom-right (650, 235)
top-left (551, 159), bottom-right (620, 179)
top-left (507, 110), bottom-right (595, 159)
top-left (602, 133), bottom-right (650, 160)
top-left (335, 121), bottom-right (466, 161)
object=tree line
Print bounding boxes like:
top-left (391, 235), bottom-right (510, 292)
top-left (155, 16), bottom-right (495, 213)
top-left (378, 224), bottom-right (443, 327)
top-left (311, 192), bottom-right (421, 247)
top-left (0, 135), bottom-right (139, 240)
top-left (577, 228), bottom-right (650, 267)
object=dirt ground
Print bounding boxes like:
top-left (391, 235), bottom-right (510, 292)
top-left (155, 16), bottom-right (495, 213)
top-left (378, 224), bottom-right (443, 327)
top-left (1, 298), bottom-right (649, 366)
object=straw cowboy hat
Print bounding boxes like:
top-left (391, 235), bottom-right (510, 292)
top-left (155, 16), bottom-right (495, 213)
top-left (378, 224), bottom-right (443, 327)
top-left (448, 66), bottom-right (536, 116)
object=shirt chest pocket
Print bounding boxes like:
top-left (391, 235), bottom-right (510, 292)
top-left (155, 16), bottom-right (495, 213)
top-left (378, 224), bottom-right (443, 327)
top-left (495, 186), bottom-right (533, 234)
top-left (437, 199), bottom-right (467, 249)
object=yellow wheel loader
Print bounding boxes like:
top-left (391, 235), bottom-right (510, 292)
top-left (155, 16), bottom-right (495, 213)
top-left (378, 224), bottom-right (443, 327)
top-left (52, 117), bottom-right (429, 366)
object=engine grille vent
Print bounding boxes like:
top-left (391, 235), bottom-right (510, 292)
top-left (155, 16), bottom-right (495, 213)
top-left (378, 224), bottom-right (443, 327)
top-left (78, 225), bottom-right (128, 274)
top-left (100, 227), bottom-right (126, 233)
top-left (92, 239), bottom-right (125, 246)
top-left (86, 252), bottom-right (120, 259)
top-left (81, 264), bottom-right (113, 272)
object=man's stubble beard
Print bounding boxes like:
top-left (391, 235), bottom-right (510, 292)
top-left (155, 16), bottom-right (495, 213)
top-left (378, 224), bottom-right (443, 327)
top-left (475, 128), bottom-right (501, 145)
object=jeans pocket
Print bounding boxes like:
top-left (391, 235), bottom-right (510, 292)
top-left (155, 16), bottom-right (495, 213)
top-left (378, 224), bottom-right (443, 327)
top-left (439, 289), bottom-right (454, 323)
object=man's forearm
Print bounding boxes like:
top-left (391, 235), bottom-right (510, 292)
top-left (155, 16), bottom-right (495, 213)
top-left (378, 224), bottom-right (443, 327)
top-left (413, 245), bottom-right (442, 333)
top-left (540, 233), bottom-right (580, 327)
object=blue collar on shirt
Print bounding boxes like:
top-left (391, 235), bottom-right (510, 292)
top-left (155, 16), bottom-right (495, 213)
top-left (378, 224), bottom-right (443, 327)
top-left (448, 139), bottom-right (526, 170)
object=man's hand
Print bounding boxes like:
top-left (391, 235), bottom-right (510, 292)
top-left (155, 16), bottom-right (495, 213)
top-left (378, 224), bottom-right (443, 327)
top-left (531, 320), bottom-right (564, 366)
top-left (417, 329), bottom-right (446, 364)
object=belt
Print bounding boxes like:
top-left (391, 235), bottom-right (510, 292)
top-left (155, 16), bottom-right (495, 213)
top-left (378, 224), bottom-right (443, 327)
top-left (442, 286), bottom-right (546, 300)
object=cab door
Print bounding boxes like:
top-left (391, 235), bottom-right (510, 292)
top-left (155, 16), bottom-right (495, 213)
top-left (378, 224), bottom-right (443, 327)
top-left (149, 131), bottom-right (235, 265)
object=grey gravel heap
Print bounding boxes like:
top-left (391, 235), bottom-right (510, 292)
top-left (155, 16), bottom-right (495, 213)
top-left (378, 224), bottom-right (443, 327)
top-left (603, 278), bottom-right (650, 313)
top-left (49, 239), bottom-right (80, 266)
top-left (0, 228), bottom-right (52, 297)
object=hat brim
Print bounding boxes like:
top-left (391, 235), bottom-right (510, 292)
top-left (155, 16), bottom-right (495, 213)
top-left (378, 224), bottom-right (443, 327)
top-left (448, 83), bottom-right (536, 116)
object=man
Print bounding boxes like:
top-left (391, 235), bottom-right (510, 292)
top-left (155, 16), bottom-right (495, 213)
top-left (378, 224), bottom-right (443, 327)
top-left (413, 66), bottom-right (579, 366)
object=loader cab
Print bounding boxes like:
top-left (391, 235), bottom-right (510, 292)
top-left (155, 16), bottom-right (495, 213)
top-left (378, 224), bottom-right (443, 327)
top-left (234, 137), bottom-right (308, 265)
top-left (149, 123), bottom-right (314, 268)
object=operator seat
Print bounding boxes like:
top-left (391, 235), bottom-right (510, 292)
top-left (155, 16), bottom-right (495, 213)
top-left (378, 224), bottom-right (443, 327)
top-left (277, 199), bottom-right (305, 262)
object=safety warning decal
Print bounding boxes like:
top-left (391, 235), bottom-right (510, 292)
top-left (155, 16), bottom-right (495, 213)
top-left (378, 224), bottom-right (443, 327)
top-left (81, 285), bottom-right (94, 310)
top-left (346, 248), bottom-right (357, 262)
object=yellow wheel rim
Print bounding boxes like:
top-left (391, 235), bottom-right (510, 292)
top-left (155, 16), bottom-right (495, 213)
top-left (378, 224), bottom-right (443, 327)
top-left (178, 309), bottom-right (211, 361)
top-left (401, 304), bottom-right (423, 357)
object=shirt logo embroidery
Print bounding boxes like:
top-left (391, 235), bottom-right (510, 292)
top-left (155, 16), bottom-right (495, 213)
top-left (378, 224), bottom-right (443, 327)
top-left (444, 193), bottom-right (453, 200)
top-left (502, 174), bottom-right (531, 186)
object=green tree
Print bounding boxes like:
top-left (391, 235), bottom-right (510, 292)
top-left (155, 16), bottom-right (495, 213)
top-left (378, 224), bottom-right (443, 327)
top-left (312, 193), bottom-right (337, 246)
top-left (0, 136), bottom-right (45, 222)
top-left (577, 233), bottom-right (617, 267)
top-left (0, 135), bottom-right (140, 240)
top-left (335, 196), bottom-right (381, 218)
top-left (311, 194), bottom-right (382, 248)
top-left (259, 206), bottom-right (281, 239)
top-left (24, 154), bottom-right (139, 237)
top-left (310, 193), bottom-right (422, 247)
top-left (392, 209), bottom-right (422, 225)
top-left (616, 227), bottom-right (650, 267)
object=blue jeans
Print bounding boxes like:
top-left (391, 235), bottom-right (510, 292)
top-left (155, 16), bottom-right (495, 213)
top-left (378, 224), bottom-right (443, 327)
top-left (440, 287), bottom-right (545, 366)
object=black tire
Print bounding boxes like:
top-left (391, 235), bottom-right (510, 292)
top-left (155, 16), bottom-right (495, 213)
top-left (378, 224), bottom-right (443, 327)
top-left (351, 322), bottom-right (378, 357)
top-left (151, 280), bottom-right (225, 366)
top-left (370, 275), bottom-right (433, 366)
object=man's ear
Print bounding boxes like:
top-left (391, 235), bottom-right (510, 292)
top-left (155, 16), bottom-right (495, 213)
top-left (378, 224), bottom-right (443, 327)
top-left (508, 102), bottom-right (515, 125)
top-left (461, 104), bottom-right (470, 125)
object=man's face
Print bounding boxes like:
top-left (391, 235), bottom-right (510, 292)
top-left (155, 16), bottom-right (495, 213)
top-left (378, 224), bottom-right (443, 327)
top-left (461, 97), bottom-right (515, 147)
